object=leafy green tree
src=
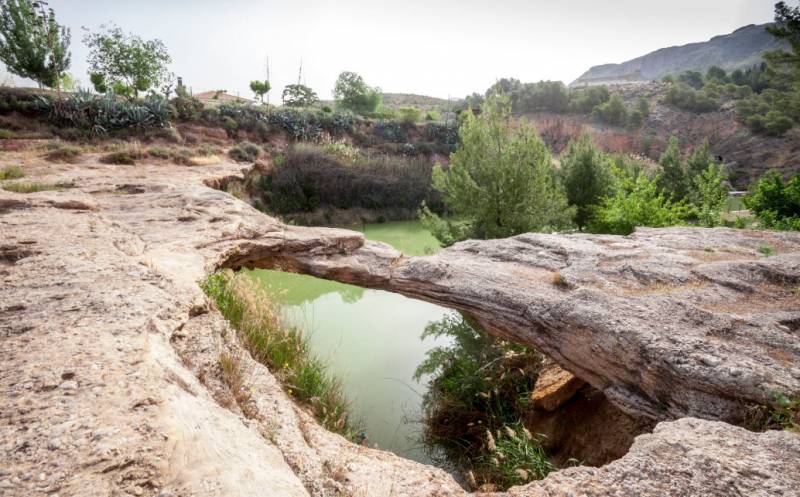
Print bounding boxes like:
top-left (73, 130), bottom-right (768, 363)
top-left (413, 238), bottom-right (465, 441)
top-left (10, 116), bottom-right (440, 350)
top-left (560, 133), bottom-right (613, 230)
top-left (0, 0), bottom-right (70, 89)
top-left (657, 135), bottom-right (689, 200)
top-left (249, 79), bottom-right (271, 104)
top-left (281, 83), bottom-right (318, 107)
top-left (589, 167), bottom-right (689, 235)
top-left (420, 95), bottom-right (573, 245)
top-left (332, 71), bottom-right (381, 113)
top-left (693, 163), bottom-right (728, 227)
top-left (84, 25), bottom-right (172, 98)
top-left (744, 171), bottom-right (800, 229)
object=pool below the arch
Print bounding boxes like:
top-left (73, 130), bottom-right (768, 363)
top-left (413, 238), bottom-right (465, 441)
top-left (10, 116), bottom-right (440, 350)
top-left (242, 220), bottom-right (454, 464)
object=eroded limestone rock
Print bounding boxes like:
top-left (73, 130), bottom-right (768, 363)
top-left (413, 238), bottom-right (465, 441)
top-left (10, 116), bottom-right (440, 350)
top-left (2, 156), bottom-right (798, 497)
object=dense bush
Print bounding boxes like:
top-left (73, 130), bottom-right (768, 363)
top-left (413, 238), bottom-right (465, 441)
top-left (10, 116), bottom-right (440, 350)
top-left (568, 85), bottom-right (610, 114)
top-left (170, 89), bottom-right (204, 121)
top-left (216, 103), bottom-right (356, 141)
top-left (744, 171), bottom-right (800, 230)
top-left (486, 79), bottom-right (570, 114)
top-left (424, 121), bottom-right (459, 147)
top-left (736, 89), bottom-right (798, 136)
top-left (589, 167), bottom-right (689, 235)
top-left (397, 106), bottom-right (422, 124)
top-left (415, 312), bottom-right (551, 490)
top-left (372, 120), bottom-right (409, 143)
top-left (591, 94), bottom-right (629, 126)
top-left (258, 143), bottom-right (435, 214)
top-left (664, 83), bottom-right (718, 113)
top-left (228, 140), bottom-right (263, 162)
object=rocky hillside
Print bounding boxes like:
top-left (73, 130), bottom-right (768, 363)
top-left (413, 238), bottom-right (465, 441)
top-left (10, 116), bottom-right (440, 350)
top-left (524, 82), bottom-right (800, 188)
top-left (572, 24), bottom-right (787, 86)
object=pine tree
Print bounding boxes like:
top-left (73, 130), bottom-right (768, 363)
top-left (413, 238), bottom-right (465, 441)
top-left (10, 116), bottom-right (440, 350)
top-left (657, 136), bottom-right (689, 201)
top-left (420, 95), bottom-right (573, 245)
top-left (561, 133), bottom-right (612, 230)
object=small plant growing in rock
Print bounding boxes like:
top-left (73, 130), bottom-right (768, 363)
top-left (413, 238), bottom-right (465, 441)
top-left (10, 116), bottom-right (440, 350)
top-left (758, 245), bottom-right (775, 256)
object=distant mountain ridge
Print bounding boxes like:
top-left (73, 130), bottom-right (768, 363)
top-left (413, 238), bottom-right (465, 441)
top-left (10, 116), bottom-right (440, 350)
top-left (571, 24), bottom-right (787, 87)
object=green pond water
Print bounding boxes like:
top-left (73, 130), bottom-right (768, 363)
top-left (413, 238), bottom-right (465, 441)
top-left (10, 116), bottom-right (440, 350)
top-left (243, 220), bottom-right (450, 463)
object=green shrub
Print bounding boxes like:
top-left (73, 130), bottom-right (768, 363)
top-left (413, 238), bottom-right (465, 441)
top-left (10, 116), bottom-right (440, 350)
top-left (228, 140), bottom-right (262, 162)
top-left (397, 107), bottom-right (422, 124)
top-left (591, 94), bottom-right (629, 126)
top-left (589, 167), bottom-right (690, 235)
top-left (744, 171), bottom-right (800, 229)
top-left (221, 116), bottom-right (238, 137)
top-left (0, 165), bottom-right (24, 179)
top-left (664, 83), bottom-right (718, 113)
top-left (568, 85), bottom-right (610, 114)
top-left (0, 128), bottom-right (15, 139)
top-left (170, 92), bottom-right (204, 121)
top-left (424, 110), bottom-right (440, 121)
top-left (373, 120), bottom-right (408, 142)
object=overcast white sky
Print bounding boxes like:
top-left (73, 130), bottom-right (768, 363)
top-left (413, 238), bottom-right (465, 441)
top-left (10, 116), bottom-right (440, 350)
top-left (2, 0), bottom-right (778, 100)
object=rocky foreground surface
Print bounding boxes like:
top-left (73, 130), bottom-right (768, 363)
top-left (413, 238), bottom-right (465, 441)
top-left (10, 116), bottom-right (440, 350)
top-left (1, 156), bottom-right (799, 496)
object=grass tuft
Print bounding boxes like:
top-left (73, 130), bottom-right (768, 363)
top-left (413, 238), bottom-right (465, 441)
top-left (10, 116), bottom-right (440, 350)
top-left (2, 181), bottom-right (60, 193)
top-left (43, 143), bottom-right (82, 163)
top-left (202, 271), bottom-right (357, 436)
top-left (0, 165), bottom-right (24, 180)
top-left (100, 144), bottom-right (146, 165)
top-left (218, 352), bottom-right (257, 418)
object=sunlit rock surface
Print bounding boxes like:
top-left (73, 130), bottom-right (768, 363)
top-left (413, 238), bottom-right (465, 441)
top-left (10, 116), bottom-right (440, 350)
top-left (1, 155), bottom-right (798, 496)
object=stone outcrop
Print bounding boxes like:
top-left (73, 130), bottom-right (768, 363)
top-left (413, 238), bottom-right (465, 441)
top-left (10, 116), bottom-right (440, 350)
top-left (531, 363), bottom-right (586, 412)
top-left (1, 154), bottom-right (799, 496)
top-left (507, 418), bottom-right (800, 497)
top-left (221, 223), bottom-right (800, 424)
